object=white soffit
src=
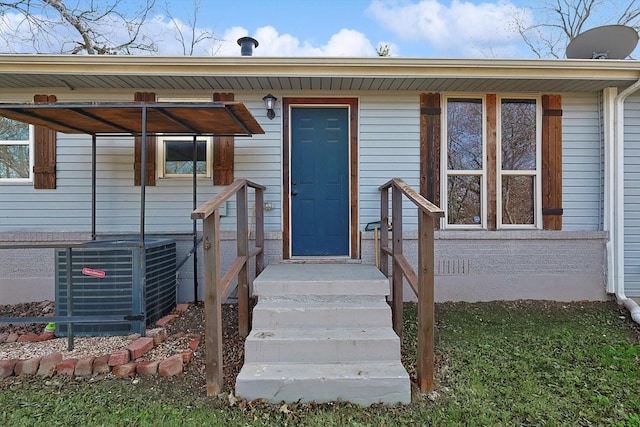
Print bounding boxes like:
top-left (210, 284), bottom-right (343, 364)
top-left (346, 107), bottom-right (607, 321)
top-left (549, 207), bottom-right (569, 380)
top-left (0, 55), bottom-right (637, 93)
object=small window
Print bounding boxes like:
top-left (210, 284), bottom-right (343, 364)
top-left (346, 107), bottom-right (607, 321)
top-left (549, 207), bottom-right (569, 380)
top-left (0, 117), bottom-right (32, 182)
top-left (157, 135), bottom-right (212, 178)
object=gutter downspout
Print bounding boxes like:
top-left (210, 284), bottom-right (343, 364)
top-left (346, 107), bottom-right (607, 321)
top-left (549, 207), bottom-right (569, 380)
top-left (613, 78), bottom-right (640, 323)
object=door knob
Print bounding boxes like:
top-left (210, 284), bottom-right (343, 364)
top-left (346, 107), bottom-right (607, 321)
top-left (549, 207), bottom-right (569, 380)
top-left (291, 190), bottom-right (298, 196)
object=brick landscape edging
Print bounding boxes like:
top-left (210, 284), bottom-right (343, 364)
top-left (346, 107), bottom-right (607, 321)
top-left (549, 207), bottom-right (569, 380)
top-left (0, 303), bottom-right (200, 380)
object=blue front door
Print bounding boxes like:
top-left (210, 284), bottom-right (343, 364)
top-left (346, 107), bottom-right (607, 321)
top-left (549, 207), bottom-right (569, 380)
top-left (291, 107), bottom-right (350, 256)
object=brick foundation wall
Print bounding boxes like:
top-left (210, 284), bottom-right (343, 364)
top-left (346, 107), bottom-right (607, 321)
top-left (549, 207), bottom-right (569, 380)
top-left (1, 230), bottom-right (607, 304)
top-left (360, 230), bottom-right (608, 302)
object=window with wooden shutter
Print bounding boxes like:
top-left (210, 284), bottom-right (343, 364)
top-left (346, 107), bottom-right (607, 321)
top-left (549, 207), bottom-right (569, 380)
top-left (432, 93), bottom-right (561, 230)
top-left (32, 94), bottom-right (57, 189)
top-left (213, 92), bottom-right (235, 185)
top-left (134, 91), bottom-right (156, 186)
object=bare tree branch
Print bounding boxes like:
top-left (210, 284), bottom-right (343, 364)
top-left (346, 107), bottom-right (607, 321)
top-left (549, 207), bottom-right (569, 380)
top-left (513, 0), bottom-right (640, 58)
top-left (162, 0), bottom-right (221, 56)
top-left (0, 0), bottom-right (157, 54)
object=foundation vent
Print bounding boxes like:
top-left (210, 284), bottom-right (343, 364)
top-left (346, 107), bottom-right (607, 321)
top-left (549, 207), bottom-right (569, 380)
top-left (437, 259), bottom-right (470, 276)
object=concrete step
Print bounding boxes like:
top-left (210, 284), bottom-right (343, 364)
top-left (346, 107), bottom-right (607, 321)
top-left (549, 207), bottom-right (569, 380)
top-left (244, 327), bottom-right (401, 363)
top-left (252, 298), bottom-right (392, 328)
top-left (235, 263), bottom-right (410, 405)
top-left (253, 264), bottom-right (390, 297)
top-left (235, 361), bottom-right (411, 406)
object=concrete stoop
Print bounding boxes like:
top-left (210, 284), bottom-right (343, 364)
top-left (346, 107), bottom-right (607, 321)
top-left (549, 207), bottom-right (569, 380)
top-left (235, 263), bottom-right (411, 406)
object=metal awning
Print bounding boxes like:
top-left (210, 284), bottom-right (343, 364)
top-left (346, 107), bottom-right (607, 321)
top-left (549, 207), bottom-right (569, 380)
top-left (0, 101), bottom-right (264, 136)
top-left (0, 99), bottom-right (265, 307)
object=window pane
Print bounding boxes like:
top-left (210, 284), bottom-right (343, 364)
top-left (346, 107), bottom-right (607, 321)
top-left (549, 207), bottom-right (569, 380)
top-left (502, 175), bottom-right (534, 225)
top-left (165, 140), bottom-right (207, 175)
top-left (447, 175), bottom-right (481, 225)
top-left (0, 117), bottom-right (29, 141)
top-left (0, 144), bottom-right (29, 178)
top-left (501, 99), bottom-right (536, 170)
top-left (447, 98), bottom-right (483, 170)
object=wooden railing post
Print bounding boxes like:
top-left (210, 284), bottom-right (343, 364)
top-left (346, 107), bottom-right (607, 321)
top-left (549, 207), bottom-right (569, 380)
top-left (203, 210), bottom-right (223, 396)
top-left (255, 187), bottom-right (265, 276)
top-left (237, 185), bottom-right (249, 338)
top-left (377, 178), bottom-right (443, 396)
top-left (192, 179), bottom-right (267, 396)
top-left (418, 210), bottom-right (436, 392)
top-left (391, 184), bottom-right (404, 339)
top-left (380, 187), bottom-right (389, 278)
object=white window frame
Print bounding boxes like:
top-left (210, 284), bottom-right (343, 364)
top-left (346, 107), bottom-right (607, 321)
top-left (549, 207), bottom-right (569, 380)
top-left (157, 135), bottom-right (213, 178)
top-left (441, 95), bottom-right (487, 229)
top-left (442, 94), bottom-right (543, 230)
top-left (0, 122), bottom-right (34, 183)
top-left (496, 95), bottom-right (542, 230)
top-left (156, 97), bottom-right (213, 179)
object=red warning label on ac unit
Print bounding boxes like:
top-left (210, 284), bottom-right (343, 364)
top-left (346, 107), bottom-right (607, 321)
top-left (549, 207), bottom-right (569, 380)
top-left (82, 267), bottom-right (106, 278)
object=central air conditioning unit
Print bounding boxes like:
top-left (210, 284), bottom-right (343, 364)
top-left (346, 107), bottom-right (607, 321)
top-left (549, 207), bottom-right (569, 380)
top-left (55, 239), bottom-right (177, 336)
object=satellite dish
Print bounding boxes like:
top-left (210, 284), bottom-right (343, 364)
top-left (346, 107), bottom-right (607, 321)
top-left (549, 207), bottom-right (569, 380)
top-left (566, 24), bottom-right (638, 59)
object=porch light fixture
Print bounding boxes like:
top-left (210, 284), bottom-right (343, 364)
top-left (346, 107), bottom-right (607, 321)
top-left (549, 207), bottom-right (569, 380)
top-left (263, 94), bottom-right (277, 120)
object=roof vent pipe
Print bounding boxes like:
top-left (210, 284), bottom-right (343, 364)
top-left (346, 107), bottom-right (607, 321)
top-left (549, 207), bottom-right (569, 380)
top-left (237, 37), bottom-right (259, 56)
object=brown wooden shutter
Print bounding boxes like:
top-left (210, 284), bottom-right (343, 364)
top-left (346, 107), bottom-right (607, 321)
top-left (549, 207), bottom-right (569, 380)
top-left (420, 93), bottom-right (441, 217)
top-left (541, 94), bottom-right (563, 230)
top-left (213, 92), bottom-right (235, 185)
top-left (32, 94), bottom-right (57, 189)
top-left (134, 92), bottom-right (156, 186)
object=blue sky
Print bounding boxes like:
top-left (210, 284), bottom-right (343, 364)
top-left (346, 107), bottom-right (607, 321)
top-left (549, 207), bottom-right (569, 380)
top-left (157, 0), bottom-right (638, 58)
top-left (164, 0), bottom-right (528, 57)
top-left (0, 0), bottom-right (636, 58)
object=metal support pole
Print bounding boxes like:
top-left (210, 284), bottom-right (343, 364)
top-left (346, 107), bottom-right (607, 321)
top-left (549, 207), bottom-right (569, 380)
top-left (138, 107), bottom-right (148, 335)
top-left (139, 106), bottom-right (147, 244)
top-left (91, 134), bottom-right (97, 240)
top-left (65, 248), bottom-right (74, 351)
top-left (192, 135), bottom-right (199, 303)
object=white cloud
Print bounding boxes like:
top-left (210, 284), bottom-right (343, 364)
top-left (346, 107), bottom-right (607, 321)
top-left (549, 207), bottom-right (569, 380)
top-left (366, 0), bottom-right (533, 58)
top-left (214, 26), bottom-right (377, 57)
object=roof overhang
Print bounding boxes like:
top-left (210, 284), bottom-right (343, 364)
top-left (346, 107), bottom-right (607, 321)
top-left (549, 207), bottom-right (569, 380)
top-left (0, 55), bottom-right (638, 94)
top-left (0, 101), bottom-right (264, 136)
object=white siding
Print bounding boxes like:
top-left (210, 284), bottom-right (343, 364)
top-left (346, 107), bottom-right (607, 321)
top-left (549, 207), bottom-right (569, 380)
top-left (624, 94), bottom-right (640, 296)
top-left (562, 92), bottom-right (603, 231)
top-left (359, 95), bottom-right (421, 229)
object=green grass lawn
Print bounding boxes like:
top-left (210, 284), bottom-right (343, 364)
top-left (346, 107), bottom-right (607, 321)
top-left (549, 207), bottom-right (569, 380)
top-left (1, 300), bottom-right (639, 426)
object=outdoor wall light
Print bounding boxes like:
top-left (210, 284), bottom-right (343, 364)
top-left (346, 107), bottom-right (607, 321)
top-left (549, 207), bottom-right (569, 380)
top-left (263, 94), bottom-right (277, 120)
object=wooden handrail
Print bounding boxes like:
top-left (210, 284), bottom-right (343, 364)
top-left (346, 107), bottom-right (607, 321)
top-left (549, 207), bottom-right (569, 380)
top-left (378, 178), bottom-right (444, 394)
top-left (191, 178), bottom-right (266, 396)
top-left (192, 179), bottom-right (266, 220)
top-left (379, 178), bottom-right (442, 217)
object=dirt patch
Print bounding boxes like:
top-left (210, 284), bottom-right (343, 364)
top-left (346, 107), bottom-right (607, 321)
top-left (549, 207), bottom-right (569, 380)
top-left (163, 302), bottom-right (246, 392)
top-left (0, 301), bottom-right (55, 335)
